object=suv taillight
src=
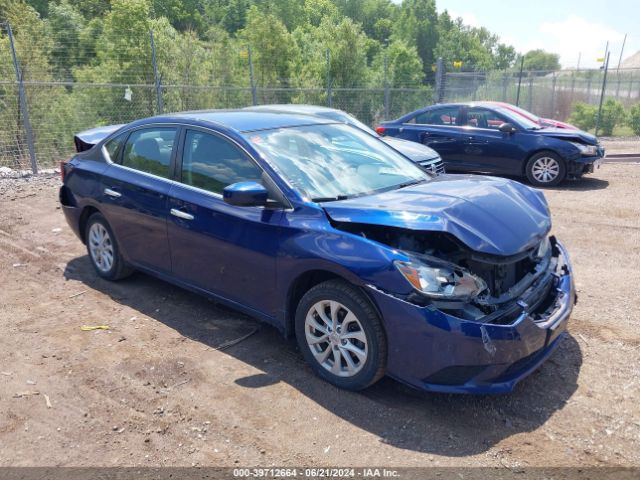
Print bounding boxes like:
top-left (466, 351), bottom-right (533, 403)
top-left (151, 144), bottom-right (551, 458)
top-left (375, 126), bottom-right (386, 135)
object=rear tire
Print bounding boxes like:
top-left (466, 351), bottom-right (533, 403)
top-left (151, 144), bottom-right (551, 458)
top-left (525, 151), bottom-right (566, 187)
top-left (295, 279), bottom-right (386, 391)
top-left (85, 213), bottom-right (133, 281)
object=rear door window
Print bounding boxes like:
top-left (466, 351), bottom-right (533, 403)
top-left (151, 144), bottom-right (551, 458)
top-left (121, 127), bottom-right (177, 178)
top-left (414, 107), bottom-right (460, 126)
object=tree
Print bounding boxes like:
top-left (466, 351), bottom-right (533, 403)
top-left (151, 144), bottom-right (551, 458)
top-left (47, 1), bottom-right (85, 81)
top-left (394, 0), bottom-right (439, 80)
top-left (239, 6), bottom-right (298, 88)
top-left (151, 0), bottom-right (205, 34)
top-left (372, 40), bottom-right (423, 87)
top-left (523, 49), bottom-right (561, 72)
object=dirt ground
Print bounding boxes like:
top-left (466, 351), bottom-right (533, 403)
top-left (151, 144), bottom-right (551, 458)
top-left (0, 164), bottom-right (639, 469)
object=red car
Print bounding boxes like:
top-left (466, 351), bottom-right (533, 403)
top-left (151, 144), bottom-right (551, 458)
top-left (481, 101), bottom-right (578, 130)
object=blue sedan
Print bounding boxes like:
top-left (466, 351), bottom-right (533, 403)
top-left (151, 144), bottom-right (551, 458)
top-left (376, 102), bottom-right (604, 186)
top-left (60, 110), bottom-right (575, 394)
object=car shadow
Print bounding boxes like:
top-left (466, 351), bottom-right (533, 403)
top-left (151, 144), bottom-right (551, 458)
top-left (64, 256), bottom-right (582, 457)
top-left (549, 176), bottom-right (610, 192)
top-left (499, 174), bottom-right (609, 191)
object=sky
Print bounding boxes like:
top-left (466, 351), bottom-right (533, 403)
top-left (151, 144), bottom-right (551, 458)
top-left (432, 0), bottom-right (640, 69)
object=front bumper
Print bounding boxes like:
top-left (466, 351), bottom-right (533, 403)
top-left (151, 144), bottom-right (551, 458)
top-left (368, 240), bottom-right (576, 394)
top-left (567, 151), bottom-right (604, 178)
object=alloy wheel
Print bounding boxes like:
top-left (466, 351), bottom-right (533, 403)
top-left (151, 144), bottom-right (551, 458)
top-left (304, 300), bottom-right (368, 377)
top-left (531, 156), bottom-right (560, 183)
top-left (88, 222), bottom-right (114, 273)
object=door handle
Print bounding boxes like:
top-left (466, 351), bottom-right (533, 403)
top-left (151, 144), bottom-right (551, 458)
top-left (104, 188), bottom-right (121, 198)
top-left (170, 208), bottom-right (194, 221)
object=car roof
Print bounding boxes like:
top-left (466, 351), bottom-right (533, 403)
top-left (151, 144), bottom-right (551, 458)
top-left (244, 104), bottom-right (342, 115)
top-left (148, 109), bottom-right (334, 132)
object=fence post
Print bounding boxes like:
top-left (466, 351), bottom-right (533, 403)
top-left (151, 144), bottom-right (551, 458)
top-left (550, 73), bottom-right (557, 117)
top-left (528, 76), bottom-right (533, 111)
top-left (628, 71), bottom-right (634, 100)
top-left (434, 57), bottom-right (444, 103)
top-left (149, 30), bottom-right (164, 115)
top-left (248, 46), bottom-right (257, 105)
top-left (6, 22), bottom-right (38, 174)
top-left (586, 72), bottom-right (593, 103)
top-left (515, 56), bottom-right (524, 106)
top-left (595, 52), bottom-right (611, 137)
top-left (501, 73), bottom-right (508, 101)
top-left (383, 54), bottom-right (390, 120)
top-left (325, 49), bottom-right (332, 108)
top-left (570, 69), bottom-right (576, 105)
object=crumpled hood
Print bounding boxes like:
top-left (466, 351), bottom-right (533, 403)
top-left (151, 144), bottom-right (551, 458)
top-left (535, 127), bottom-right (598, 145)
top-left (323, 175), bottom-right (551, 256)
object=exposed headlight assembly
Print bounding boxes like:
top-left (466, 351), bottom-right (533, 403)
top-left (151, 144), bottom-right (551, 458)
top-left (532, 236), bottom-right (551, 261)
top-left (569, 142), bottom-right (598, 156)
top-left (395, 254), bottom-right (487, 301)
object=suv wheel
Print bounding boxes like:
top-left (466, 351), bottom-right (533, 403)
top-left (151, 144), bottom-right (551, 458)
top-left (85, 213), bottom-right (133, 280)
top-left (295, 280), bottom-right (386, 390)
top-left (525, 151), bottom-right (566, 187)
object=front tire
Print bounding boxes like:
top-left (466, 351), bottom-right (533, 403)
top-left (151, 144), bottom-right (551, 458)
top-left (525, 151), bottom-right (566, 187)
top-left (295, 280), bottom-right (386, 391)
top-left (85, 213), bottom-right (133, 281)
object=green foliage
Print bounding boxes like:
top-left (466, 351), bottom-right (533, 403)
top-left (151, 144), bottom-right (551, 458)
top-left (628, 104), bottom-right (640, 136)
top-left (569, 100), bottom-right (629, 136)
top-left (1, 0), bottom-right (567, 168)
top-left (598, 99), bottom-right (626, 136)
top-left (568, 102), bottom-right (597, 131)
top-left (523, 49), bottom-right (561, 72)
top-left (240, 6), bottom-right (297, 87)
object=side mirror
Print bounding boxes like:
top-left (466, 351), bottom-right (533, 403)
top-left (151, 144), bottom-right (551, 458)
top-left (223, 181), bottom-right (268, 207)
top-left (499, 122), bottom-right (517, 134)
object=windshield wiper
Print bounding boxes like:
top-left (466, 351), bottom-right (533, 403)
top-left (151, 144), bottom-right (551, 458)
top-left (311, 194), bottom-right (350, 203)
top-left (395, 178), bottom-right (427, 189)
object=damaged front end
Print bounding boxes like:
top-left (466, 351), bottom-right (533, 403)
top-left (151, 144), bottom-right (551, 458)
top-left (334, 221), bottom-right (576, 393)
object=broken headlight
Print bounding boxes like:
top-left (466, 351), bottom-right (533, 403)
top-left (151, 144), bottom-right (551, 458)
top-left (569, 142), bottom-right (598, 156)
top-left (533, 236), bottom-right (551, 261)
top-left (395, 255), bottom-right (487, 301)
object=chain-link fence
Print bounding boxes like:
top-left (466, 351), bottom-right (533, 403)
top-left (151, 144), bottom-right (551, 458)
top-left (442, 67), bottom-right (640, 124)
top-left (0, 21), bottom-right (434, 173)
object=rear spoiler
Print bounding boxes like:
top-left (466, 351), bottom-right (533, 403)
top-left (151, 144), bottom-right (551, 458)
top-left (73, 124), bottom-right (125, 152)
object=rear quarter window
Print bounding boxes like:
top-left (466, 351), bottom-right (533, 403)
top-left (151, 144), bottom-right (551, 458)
top-left (104, 132), bottom-right (128, 163)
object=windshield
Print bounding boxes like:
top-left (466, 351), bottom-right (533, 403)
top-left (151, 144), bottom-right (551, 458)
top-left (505, 105), bottom-right (542, 124)
top-left (246, 123), bottom-right (428, 202)
top-left (320, 111), bottom-right (379, 137)
top-left (494, 106), bottom-right (541, 130)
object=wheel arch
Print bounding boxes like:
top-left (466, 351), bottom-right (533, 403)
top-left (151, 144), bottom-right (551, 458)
top-left (523, 148), bottom-right (564, 176)
top-left (284, 269), bottom-right (385, 340)
top-left (78, 205), bottom-right (102, 244)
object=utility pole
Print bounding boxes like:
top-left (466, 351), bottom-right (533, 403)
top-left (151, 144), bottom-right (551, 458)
top-left (595, 51), bottom-right (611, 137)
top-left (515, 55), bottom-right (525, 106)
